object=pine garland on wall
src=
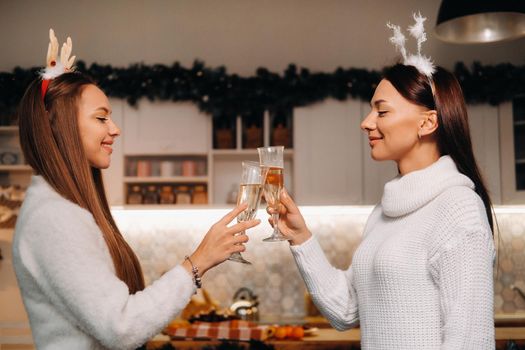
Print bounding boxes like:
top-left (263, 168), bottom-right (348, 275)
top-left (0, 60), bottom-right (523, 125)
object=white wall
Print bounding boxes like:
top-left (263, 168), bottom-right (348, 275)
top-left (1, 0), bottom-right (523, 75)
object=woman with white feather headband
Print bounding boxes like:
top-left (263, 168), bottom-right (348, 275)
top-left (268, 13), bottom-right (495, 349)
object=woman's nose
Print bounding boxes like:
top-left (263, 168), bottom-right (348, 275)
top-left (360, 112), bottom-right (376, 132)
top-left (109, 120), bottom-right (121, 137)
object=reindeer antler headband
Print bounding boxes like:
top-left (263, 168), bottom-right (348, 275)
top-left (40, 29), bottom-right (76, 100)
top-left (387, 13), bottom-right (435, 79)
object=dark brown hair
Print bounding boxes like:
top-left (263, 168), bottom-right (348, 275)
top-left (384, 64), bottom-right (494, 234)
top-left (18, 72), bottom-right (145, 293)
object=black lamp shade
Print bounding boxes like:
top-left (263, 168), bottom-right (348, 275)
top-left (435, 0), bottom-right (525, 43)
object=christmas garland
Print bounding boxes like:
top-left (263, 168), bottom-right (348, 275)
top-left (0, 60), bottom-right (523, 124)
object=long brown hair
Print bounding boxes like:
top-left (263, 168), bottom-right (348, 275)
top-left (384, 64), bottom-right (494, 234)
top-left (18, 72), bottom-right (145, 293)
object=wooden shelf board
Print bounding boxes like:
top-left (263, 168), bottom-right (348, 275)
top-left (123, 176), bottom-right (208, 183)
top-left (0, 165), bottom-right (32, 172)
top-left (0, 126), bottom-right (19, 133)
top-left (212, 149), bottom-right (294, 156)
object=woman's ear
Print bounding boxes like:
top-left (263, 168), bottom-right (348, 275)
top-left (419, 110), bottom-right (438, 137)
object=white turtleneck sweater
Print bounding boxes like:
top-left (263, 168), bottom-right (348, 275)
top-left (291, 156), bottom-right (495, 349)
top-left (12, 176), bottom-right (196, 350)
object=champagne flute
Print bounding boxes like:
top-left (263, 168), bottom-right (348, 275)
top-left (228, 161), bottom-right (268, 264)
top-left (257, 146), bottom-right (290, 242)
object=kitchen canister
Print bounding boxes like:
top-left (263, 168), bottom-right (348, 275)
top-left (136, 160), bottom-right (151, 177)
top-left (160, 160), bottom-right (174, 177)
top-left (181, 160), bottom-right (196, 177)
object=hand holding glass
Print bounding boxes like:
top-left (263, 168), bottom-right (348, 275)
top-left (257, 146), bottom-right (290, 242)
top-left (228, 161), bottom-right (267, 264)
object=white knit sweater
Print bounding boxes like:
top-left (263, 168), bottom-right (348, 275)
top-left (291, 156), bottom-right (495, 349)
top-left (12, 176), bottom-right (196, 350)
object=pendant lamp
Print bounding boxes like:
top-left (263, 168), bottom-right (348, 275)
top-left (435, 0), bottom-right (525, 43)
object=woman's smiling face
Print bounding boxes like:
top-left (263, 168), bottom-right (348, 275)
top-left (77, 84), bottom-right (120, 169)
top-left (361, 78), bottom-right (428, 163)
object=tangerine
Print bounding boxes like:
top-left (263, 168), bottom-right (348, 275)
top-left (274, 326), bottom-right (287, 339)
top-left (291, 326), bottom-right (305, 339)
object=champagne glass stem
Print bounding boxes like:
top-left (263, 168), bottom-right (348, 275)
top-left (228, 216), bottom-right (251, 264)
top-left (272, 212), bottom-right (279, 232)
top-left (229, 229), bottom-right (251, 264)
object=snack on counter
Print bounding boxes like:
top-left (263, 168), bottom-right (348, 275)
top-left (188, 309), bottom-right (239, 323)
top-left (180, 288), bottom-right (220, 320)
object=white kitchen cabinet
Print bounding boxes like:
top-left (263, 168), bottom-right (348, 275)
top-left (468, 104), bottom-right (501, 204)
top-left (293, 99), bottom-right (367, 204)
top-left (499, 99), bottom-right (525, 204)
top-left (122, 101), bottom-right (210, 154)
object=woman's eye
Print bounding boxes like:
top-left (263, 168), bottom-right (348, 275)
top-left (96, 117), bottom-right (108, 122)
top-left (378, 111), bottom-right (387, 116)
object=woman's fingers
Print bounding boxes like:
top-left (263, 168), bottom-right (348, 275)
top-left (232, 233), bottom-right (249, 245)
top-left (280, 188), bottom-right (299, 213)
top-left (219, 203), bottom-right (248, 225)
top-left (226, 219), bottom-right (260, 235)
top-left (266, 188), bottom-right (294, 216)
top-left (230, 244), bottom-right (246, 253)
top-left (267, 203), bottom-right (287, 215)
top-left (278, 203), bottom-right (287, 215)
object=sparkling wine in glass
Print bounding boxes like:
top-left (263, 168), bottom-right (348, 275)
top-left (257, 146), bottom-right (290, 242)
top-left (228, 161), bottom-right (267, 264)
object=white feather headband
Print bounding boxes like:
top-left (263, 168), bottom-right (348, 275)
top-left (387, 12), bottom-right (435, 79)
top-left (40, 29), bottom-right (76, 100)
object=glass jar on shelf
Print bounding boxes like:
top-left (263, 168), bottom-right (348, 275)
top-left (226, 183), bottom-right (238, 204)
top-left (150, 160), bottom-right (161, 177)
top-left (143, 185), bottom-right (159, 204)
top-left (136, 160), bottom-right (151, 177)
top-left (192, 185), bottom-right (208, 204)
top-left (195, 160), bottom-right (207, 176)
top-left (175, 186), bottom-right (192, 205)
top-left (182, 160), bottom-right (196, 177)
top-left (127, 185), bottom-right (143, 204)
top-left (159, 185), bottom-right (175, 204)
top-left (160, 160), bottom-right (174, 177)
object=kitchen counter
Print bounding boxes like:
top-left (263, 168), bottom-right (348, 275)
top-left (147, 327), bottom-right (525, 350)
top-left (2, 324), bottom-right (524, 349)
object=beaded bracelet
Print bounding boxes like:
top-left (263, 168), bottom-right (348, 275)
top-left (184, 255), bottom-right (202, 290)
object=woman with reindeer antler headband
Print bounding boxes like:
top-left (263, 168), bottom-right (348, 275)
top-left (268, 13), bottom-right (495, 349)
top-left (12, 30), bottom-right (260, 349)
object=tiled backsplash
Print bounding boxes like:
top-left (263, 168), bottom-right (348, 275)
top-left (114, 206), bottom-right (525, 318)
top-left (493, 210), bottom-right (525, 313)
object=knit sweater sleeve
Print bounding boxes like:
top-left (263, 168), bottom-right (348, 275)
top-left (428, 191), bottom-right (495, 349)
top-left (16, 201), bottom-right (196, 350)
top-left (290, 236), bottom-right (359, 331)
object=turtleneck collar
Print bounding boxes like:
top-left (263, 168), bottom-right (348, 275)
top-left (28, 175), bottom-right (63, 201)
top-left (381, 155), bottom-right (474, 217)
